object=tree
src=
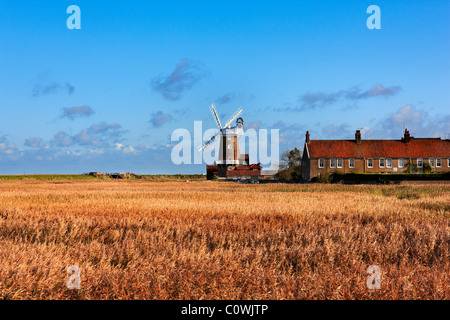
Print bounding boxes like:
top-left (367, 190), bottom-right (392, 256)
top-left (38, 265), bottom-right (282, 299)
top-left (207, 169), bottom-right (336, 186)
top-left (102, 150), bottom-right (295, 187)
top-left (279, 147), bottom-right (302, 170)
top-left (422, 162), bottom-right (432, 174)
top-left (405, 161), bottom-right (417, 173)
top-left (276, 147), bottom-right (302, 181)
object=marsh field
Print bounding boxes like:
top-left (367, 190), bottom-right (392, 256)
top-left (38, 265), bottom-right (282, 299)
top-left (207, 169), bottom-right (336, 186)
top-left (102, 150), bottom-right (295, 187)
top-left (0, 179), bottom-right (448, 300)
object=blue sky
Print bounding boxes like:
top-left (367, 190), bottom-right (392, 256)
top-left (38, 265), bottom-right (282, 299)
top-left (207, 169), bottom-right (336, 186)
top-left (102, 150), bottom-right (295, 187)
top-left (0, 0), bottom-right (449, 174)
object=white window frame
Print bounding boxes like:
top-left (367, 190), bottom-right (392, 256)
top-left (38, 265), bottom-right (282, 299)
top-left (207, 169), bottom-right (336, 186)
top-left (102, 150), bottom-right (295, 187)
top-left (448, 159), bottom-right (450, 167)
top-left (367, 159), bottom-right (373, 168)
top-left (330, 158), bottom-right (336, 168)
top-left (417, 158), bottom-right (423, 168)
top-left (386, 158), bottom-right (392, 168)
top-left (429, 158), bottom-right (435, 168)
top-left (379, 158), bottom-right (385, 168)
top-left (398, 158), bottom-right (404, 168)
top-left (337, 158), bottom-right (343, 168)
top-left (318, 158), bottom-right (325, 168)
top-left (349, 158), bottom-right (355, 168)
top-left (436, 158), bottom-right (441, 168)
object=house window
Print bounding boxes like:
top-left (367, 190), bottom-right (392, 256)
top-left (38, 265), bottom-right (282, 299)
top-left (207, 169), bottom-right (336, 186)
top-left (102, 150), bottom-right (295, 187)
top-left (379, 158), bottom-right (385, 168)
top-left (337, 158), bottom-right (343, 168)
top-left (386, 158), bottom-right (392, 168)
top-left (436, 159), bottom-right (442, 168)
top-left (330, 158), bottom-right (336, 168)
top-left (448, 159), bottom-right (450, 167)
top-left (417, 158), bottom-right (423, 168)
top-left (349, 158), bottom-right (355, 168)
top-left (367, 159), bottom-right (373, 168)
top-left (319, 159), bottom-right (325, 168)
top-left (398, 158), bottom-right (404, 168)
top-left (429, 158), bottom-right (435, 168)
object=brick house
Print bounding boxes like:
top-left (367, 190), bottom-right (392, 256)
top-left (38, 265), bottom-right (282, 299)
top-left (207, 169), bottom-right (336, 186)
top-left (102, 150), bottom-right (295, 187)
top-left (207, 154), bottom-right (262, 180)
top-left (301, 129), bottom-right (450, 181)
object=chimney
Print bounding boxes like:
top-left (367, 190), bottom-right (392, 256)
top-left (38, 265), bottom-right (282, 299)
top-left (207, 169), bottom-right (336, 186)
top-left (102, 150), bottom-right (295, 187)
top-left (355, 130), bottom-right (361, 144)
top-left (403, 129), bottom-right (411, 143)
top-left (305, 131), bottom-right (310, 144)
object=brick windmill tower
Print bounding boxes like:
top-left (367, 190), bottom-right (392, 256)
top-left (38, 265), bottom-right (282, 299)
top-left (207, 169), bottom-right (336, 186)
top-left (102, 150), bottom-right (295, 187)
top-left (199, 104), bottom-right (245, 177)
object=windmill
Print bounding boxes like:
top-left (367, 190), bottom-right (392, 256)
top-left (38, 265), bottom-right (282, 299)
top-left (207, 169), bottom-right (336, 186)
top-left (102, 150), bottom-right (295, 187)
top-left (199, 104), bottom-right (244, 170)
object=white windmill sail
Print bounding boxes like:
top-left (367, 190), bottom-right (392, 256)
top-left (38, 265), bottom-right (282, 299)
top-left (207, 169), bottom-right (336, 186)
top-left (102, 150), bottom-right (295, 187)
top-left (223, 107), bottom-right (243, 129)
top-left (210, 104), bottom-right (222, 129)
top-left (199, 130), bottom-right (220, 151)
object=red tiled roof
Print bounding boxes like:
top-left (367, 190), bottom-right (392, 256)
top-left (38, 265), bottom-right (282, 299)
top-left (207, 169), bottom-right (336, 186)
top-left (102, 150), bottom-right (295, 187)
top-left (307, 139), bottom-right (450, 159)
top-left (227, 170), bottom-right (261, 176)
top-left (234, 164), bottom-right (262, 170)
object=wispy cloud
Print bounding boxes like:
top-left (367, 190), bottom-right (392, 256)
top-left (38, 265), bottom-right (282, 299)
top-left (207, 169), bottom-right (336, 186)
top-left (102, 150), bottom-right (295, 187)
top-left (215, 92), bottom-right (254, 105)
top-left (299, 91), bottom-right (343, 110)
top-left (61, 105), bottom-right (95, 120)
top-left (24, 137), bottom-right (43, 148)
top-left (32, 82), bottom-right (75, 97)
top-left (150, 111), bottom-right (173, 127)
top-left (274, 84), bottom-right (402, 112)
top-left (321, 123), bottom-right (352, 139)
top-left (0, 135), bottom-right (18, 158)
top-left (216, 93), bottom-right (233, 105)
top-left (377, 104), bottom-right (449, 138)
top-left (51, 131), bottom-right (74, 147)
top-left (50, 122), bottom-right (126, 148)
top-left (345, 84), bottom-right (401, 100)
top-left (151, 58), bottom-right (210, 101)
top-left (322, 104), bottom-right (450, 140)
top-left (73, 122), bottom-right (125, 146)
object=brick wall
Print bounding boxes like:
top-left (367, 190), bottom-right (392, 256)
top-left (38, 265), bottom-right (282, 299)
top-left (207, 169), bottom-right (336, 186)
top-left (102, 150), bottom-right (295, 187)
top-left (308, 157), bottom-right (450, 180)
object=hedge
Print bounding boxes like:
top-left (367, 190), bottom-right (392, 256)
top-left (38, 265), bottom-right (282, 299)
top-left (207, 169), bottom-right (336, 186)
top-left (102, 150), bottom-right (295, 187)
top-left (331, 171), bottom-right (450, 183)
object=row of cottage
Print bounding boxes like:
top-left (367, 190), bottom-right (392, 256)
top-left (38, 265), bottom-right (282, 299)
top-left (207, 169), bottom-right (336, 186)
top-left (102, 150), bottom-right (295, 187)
top-left (301, 129), bottom-right (450, 181)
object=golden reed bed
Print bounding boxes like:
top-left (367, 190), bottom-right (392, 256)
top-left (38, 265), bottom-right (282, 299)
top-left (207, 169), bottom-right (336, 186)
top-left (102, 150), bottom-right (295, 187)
top-left (0, 180), bottom-right (448, 299)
